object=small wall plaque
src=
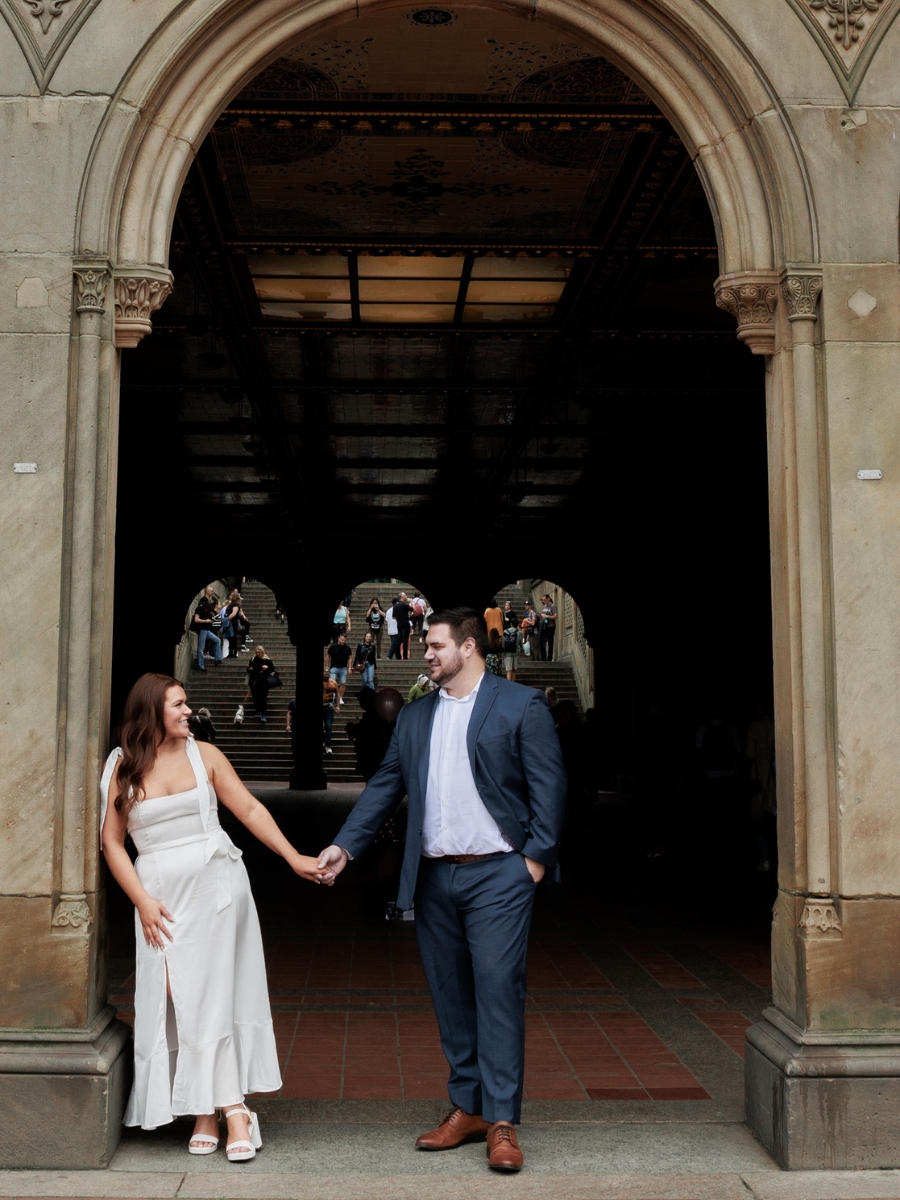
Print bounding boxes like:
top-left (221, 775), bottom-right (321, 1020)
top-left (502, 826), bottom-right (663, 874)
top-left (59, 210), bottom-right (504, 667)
top-left (13, 463), bottom-right (37, 473)
top-left (857, 469), bottom-right (883, 480)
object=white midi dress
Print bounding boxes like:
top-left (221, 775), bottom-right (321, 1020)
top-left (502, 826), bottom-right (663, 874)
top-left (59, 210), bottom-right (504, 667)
top-left (100, 736), bottom-right (282, 1129)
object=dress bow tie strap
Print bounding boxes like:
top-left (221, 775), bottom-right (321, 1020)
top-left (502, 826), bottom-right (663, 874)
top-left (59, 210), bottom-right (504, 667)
top-left (204, 830), bottom-right (244, 912)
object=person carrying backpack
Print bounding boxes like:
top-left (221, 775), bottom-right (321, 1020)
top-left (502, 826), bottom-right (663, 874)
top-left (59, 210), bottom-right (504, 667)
top-left (502, 610), bottom-right (520, 681)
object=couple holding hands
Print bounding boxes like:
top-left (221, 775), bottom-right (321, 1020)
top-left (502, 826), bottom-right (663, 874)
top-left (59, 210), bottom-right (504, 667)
top-left (101, 607), bottom-right (567, 1172)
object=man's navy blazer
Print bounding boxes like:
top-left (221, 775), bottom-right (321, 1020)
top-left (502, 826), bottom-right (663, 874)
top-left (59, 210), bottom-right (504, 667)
top-left (333, 672), bottom-right (568, 910)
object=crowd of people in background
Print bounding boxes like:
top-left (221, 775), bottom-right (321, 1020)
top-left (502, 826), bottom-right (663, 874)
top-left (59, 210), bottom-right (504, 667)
top-left (191, 585), bottom-right (256, 670)
top-left (189, 583), bottom-right (283, 724)
top-left (480, 593), bottom-right (559, 681)
top-left (187, 578), bottom-right (777, 884)
top-left (190, 581), bottom-right (576, 765)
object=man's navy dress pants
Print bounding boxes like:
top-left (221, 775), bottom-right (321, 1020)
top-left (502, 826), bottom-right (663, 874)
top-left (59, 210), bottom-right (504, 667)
top-left (414, 852), bottom-right (537, 1124)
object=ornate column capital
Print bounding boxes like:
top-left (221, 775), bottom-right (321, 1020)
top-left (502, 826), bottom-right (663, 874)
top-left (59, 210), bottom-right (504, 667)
top-left (73, 259), bottom-right (111, 314)
top-left (714, 270), bottom-right (780, 355)
top-left (112, 266), bottom-right (174, 349)
top-left (50, 892), bottom-right (92, 931)
top-left (800, 897), bottom-right (842, 940)
top-left (780, 268), bottom-right (824, 322)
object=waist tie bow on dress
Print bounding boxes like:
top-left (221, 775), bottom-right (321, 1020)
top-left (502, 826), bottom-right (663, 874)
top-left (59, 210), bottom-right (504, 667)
top-left (139, 830), bottom-right (244, 913)
top-left (204, 829), bottom-right (244, 912)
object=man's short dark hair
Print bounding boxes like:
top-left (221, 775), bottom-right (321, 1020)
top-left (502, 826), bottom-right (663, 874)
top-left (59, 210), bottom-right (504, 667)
top-left (428, 607), bottom-right (489, 658)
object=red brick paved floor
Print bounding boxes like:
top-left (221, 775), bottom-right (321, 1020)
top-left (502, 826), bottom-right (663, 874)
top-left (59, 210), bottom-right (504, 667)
top-left (109, 903), bottom-right (767, 1102)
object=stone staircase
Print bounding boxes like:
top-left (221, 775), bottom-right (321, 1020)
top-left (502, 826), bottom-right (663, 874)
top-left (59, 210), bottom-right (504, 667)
top-left (182, 580), bottom-right (296, 782)
top-left (184, 579), bottom-right (585, 785)
top-left (322, 581), bottom-right (424, 783)
top-left (322, 580), bottom-right (584, 783)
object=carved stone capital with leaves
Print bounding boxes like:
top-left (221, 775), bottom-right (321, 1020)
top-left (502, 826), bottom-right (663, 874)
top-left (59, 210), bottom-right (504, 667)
top-left (780, 271), bottom-right (824, 322)
top-left (73, 260), bottom-right (111, 314)
top-left (113, 268), bottom-right (174, 349)
top-left (800, 899), bottom-right (842, 938)
top-left (714, 270), bottom-right (780, 355)
top-left (51, 893), bottom-right (92, 930)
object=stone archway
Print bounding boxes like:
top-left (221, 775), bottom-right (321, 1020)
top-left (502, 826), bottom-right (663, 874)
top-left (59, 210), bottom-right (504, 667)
top-left (19, 0), bottom-right (894, 1174)
top-left (78, 0), bottom-right (816, 273)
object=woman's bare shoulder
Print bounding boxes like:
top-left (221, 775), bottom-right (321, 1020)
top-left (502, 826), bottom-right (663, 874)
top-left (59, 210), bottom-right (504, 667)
top-left (196, 739), bottom-right (227, 770)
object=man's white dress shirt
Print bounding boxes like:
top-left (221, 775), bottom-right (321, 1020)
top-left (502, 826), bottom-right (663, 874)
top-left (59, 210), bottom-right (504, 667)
top-left (422, 672), bottom-right (512, 858)
top-left (386, 607), bottom-right (398, 636)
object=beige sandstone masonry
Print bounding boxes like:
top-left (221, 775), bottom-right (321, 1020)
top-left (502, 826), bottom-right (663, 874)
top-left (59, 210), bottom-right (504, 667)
top-left (0, 0), bottom-right (899, 1170)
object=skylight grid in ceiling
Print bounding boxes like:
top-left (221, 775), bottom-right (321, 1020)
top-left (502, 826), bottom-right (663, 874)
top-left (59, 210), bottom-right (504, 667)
top-left (367, 494), bottom-right (420, 507)
top-left (327, 395), bottom-right (446, 425)
top-left (335, 467), bottom-right (439, 486)
top-left (249, 254), bottom-right (573, 325)
top-left (331, 436), bottom-right (441, 458)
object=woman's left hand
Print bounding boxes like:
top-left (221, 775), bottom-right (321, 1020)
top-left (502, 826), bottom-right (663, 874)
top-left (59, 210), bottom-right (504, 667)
top-left (293, 853), bottom-right (336, 885)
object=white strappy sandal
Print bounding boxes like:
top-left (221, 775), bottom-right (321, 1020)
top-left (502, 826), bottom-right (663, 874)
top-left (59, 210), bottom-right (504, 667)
top-left (225, 1103), bottom-right (262, 1162)
top-left (188, 1132), bottom-right (219, 1156)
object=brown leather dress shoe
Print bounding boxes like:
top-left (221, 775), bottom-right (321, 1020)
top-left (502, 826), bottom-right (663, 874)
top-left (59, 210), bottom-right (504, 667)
top-left (415, 1106), bottom-right (490, 1150)
top-left (486, 1121), bottom-right (524, 1171)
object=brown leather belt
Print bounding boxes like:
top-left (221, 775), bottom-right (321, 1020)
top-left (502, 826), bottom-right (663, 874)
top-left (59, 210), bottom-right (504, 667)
top-left (431, 851), bottom-right (509, 865)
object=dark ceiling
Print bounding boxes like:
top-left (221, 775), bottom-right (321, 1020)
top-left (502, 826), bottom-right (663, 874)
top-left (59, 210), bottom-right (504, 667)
top-left (117, 6), bottom-right (770, 703)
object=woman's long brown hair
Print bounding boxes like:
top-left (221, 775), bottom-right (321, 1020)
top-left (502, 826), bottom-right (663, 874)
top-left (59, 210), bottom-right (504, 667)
top-left (114, 673), bottom-right (182, 815)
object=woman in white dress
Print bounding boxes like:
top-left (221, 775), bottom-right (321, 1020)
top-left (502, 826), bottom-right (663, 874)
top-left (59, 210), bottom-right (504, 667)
top-left (101, 673), bottom-right (333, 1160)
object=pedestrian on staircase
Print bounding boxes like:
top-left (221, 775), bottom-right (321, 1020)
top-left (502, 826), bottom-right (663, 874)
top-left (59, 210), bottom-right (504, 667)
top-left (192, 589), bottom-right (222, 671)
top-left (486, 629), bottom-right (504, 677)
top-left (411, 592), bottom-right (427, 642)
top-left (322, 670), bottom-right (338, 754)
top-left (393, 592), bottom-right (413, 660)
top-left (520, 600), bottom-right (538, 659)
top-left (246, 645), bottom-right (274, 723)
top-left (189, 707), bottom-right (217, 744)
top-left (484, 600), bottom-right (503, 642)
top-left (218, 600), bottom-right (234, 658)
top-left (365, 598), bottom-right (387, 656)
top-left (539, 594), bottom-right (558, 662)
top-left (327, 633), bottom-right (352, 706)
top-left (386, 598), bottom-right (400, 659)
top-left (502, 612), bottom-right (520, 682)
top-left (353, 632), bottom-right (377, 688)
top-left (333, 601), bottom-right (351, 642)
top-left (407, 673), bottom-right (432, 703)
top-left (225, 591), bottom-right (243, 658)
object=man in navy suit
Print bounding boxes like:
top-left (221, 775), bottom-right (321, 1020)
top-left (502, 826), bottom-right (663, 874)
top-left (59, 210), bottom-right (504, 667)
top-left (317, 607), bottom-right (567, 1171)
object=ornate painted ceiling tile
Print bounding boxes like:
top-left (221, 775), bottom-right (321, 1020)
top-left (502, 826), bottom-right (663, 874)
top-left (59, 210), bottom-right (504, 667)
top-left (783, 0), bottom-right (900, 101)
top-left (0, 0), bottom-right (102, 92)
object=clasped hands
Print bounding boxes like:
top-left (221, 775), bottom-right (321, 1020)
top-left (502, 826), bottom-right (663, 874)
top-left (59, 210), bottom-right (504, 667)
top-left (308, 846), bottom-right (545, 885)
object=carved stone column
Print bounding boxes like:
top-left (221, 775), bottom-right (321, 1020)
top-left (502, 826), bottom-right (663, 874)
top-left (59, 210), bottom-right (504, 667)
top-left (0, 260), bottom-right (131, 1168)
top-left (714, 270), bottom-right (780, 354)
top-left (742, 265), bottom-right (900, 1168)
top-left (113, 267), bottom-right (173, 348)
top-left (289, 641), bottom-right (328, 791)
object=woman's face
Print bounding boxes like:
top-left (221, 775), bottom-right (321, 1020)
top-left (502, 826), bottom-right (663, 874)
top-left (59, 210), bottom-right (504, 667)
top-left (162, 686), bottom-right (192, 740)
top-left (505, 602), bottom-right (511, 611)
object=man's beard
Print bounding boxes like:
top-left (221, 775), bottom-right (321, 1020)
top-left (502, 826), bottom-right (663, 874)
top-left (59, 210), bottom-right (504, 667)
top-left (429, 648), bottom-right (464, 686)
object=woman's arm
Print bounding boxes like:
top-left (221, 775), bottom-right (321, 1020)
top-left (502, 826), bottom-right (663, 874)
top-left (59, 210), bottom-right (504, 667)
top-left (200, 744), bottom-right (332, 884)
top-left (101, 769), bottom-right (175, 949)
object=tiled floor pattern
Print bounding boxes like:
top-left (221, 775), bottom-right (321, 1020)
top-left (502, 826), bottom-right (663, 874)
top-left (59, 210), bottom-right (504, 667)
top-left (682, 929), bottom-right (773, 990)
top-left (109, 905), bottom-right (766, 1102)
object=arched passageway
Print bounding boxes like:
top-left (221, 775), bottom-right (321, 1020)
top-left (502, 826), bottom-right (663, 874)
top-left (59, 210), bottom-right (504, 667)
top-left (19, 0), bottom-right (895, 1176)
top-left (95, 0), bottom-right (796, 1164)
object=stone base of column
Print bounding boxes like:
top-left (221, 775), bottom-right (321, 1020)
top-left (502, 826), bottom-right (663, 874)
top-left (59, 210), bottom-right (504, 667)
top-left (0, 1008), bottom-right (131, 1168)
top-left (746, 1010), bottom-right (900, 1169)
